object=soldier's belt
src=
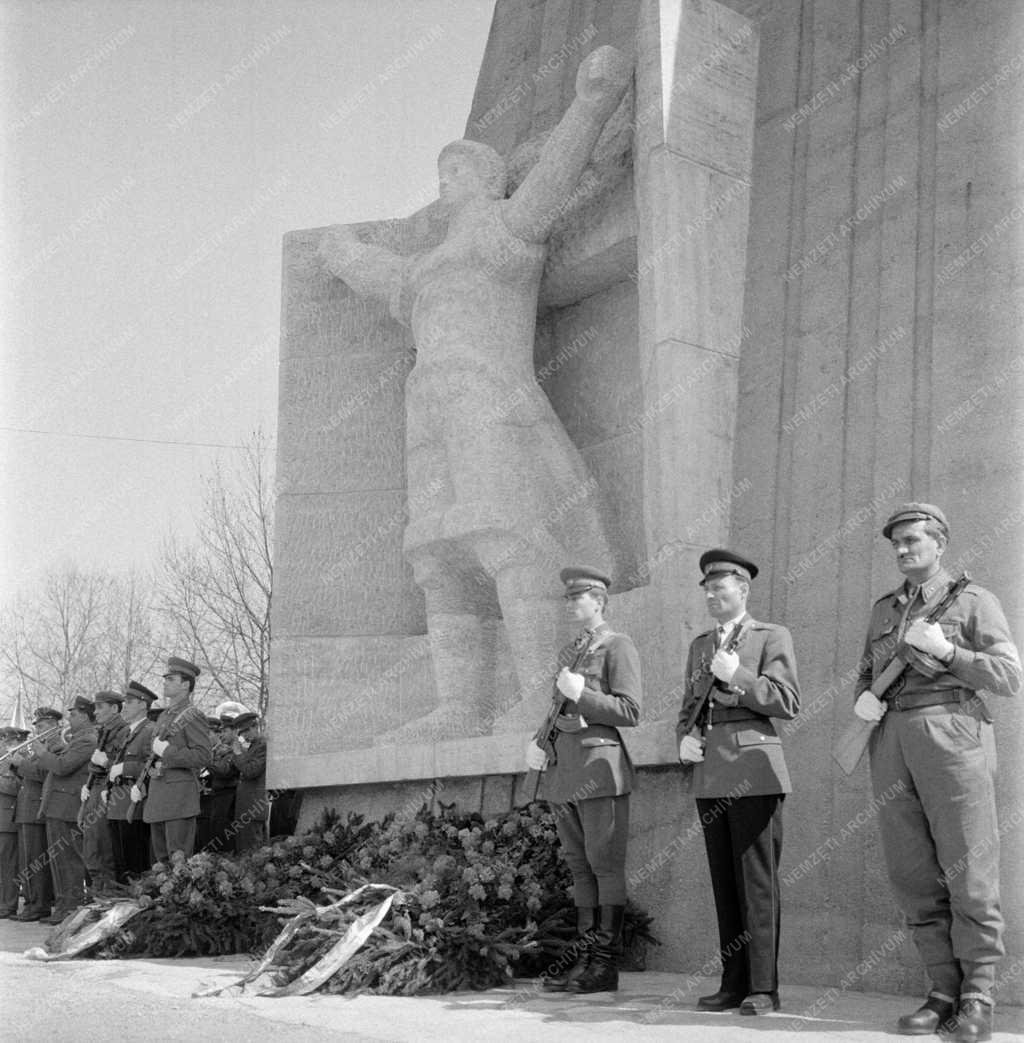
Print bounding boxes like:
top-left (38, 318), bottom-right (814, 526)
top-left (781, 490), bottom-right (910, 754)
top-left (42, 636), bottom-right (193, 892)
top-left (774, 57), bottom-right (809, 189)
top-left (884, 688), bottom-right (970, 712)
top-left (707, 708), bottom-right (763, 724)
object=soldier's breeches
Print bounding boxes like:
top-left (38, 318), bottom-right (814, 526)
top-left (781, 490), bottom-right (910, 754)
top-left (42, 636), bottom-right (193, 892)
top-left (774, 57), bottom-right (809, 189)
top-left (554, 794), bottom-right (630, 906)
top-left (150, 818), bottom-right (196, 862)
top-left (870, 706), bottom-right (1003, 1000)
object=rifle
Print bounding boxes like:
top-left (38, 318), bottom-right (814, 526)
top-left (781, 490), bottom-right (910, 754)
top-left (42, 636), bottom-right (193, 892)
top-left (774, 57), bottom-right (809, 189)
top-left (833, 572), bottom-right (970, 775)
top-left (522, 631), bottom-right (609, 804)
top-left (126, 744), bottom-right (161, 823)
top-left (678, 621), bottom-right (747, 752)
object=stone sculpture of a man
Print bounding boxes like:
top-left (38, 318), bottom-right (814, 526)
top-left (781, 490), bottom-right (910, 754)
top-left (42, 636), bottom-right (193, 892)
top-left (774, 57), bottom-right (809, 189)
top-left (319, 46), bottom-right (630, 739)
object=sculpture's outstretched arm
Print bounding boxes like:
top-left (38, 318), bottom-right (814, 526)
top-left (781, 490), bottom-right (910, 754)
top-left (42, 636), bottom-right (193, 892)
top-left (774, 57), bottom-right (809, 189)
top-left (501, 46), bottom-right (630, 244)
top-left (318, 225), bottom-right (405, 304)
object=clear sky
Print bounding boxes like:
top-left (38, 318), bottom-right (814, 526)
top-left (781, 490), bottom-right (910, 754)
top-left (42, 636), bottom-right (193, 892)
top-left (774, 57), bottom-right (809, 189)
top-left (0, 0), bottom-right (492, 599)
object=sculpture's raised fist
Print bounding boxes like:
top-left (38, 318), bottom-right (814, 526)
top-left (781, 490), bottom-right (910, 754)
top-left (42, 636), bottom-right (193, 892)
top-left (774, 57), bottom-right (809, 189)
top-left (575, 45), bottom-right (630, 104)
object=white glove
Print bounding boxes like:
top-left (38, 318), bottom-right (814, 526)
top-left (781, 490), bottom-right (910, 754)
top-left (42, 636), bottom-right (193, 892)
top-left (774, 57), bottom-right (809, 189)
top-left (99, 790), bottom-right (108, 806)
top-left (525, 740), bottom-right (549, 771)
top-left (90, 749), bottom-right (109, 767)
top-left (904, 619), bottom-right (954, 660)
top-left (710, 649), bottom-right (739, 683)
top-left (854, 691), bottom-right (887, 722)
top-left (678, 734), bottom-right (705, 763)
top-left (237, 736), bottom-right (250, 751)
top-left (108, 762), bottom-right (124, 781)
top-left (556, 667), bottom-right (585, 702)
top-left (150, 737), bottom-right (169, 757)
top-left (79, 784), bottom-right (90, 803)
top-left (129, 784), bottom-right (144, 803)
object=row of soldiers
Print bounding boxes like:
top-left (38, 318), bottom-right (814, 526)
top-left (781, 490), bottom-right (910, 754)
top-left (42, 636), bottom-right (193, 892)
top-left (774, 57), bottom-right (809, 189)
top-left (0, 656), bottom-right (268, 925)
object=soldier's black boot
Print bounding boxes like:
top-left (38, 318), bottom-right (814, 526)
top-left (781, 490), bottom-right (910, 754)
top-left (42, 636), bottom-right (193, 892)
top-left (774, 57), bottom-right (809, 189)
top-left (569, 904), bottom-right (624, 994)
top-left (542, 906), bottom-right (598, 992)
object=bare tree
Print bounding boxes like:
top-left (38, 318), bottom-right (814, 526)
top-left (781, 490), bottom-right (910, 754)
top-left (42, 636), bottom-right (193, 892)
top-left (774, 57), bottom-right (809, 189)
top-left (157, 431), bottom-right (273, 715)
top-left (0, 564), bottom-right (166, 718)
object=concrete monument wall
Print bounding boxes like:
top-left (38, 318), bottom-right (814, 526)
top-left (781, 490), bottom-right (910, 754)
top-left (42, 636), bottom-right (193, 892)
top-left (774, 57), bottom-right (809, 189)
top-left (270, 0), bottom-right (1024, 1004)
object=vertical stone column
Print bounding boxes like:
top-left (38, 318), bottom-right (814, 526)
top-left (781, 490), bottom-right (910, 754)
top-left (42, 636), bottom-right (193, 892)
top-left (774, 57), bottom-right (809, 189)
top-left (633, 0), bottom-right (759, 706)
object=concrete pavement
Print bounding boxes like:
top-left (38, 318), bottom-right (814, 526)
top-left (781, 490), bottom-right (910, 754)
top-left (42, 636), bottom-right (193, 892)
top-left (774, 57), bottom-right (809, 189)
top-left (1, 917), bottom-right (1022, 1041)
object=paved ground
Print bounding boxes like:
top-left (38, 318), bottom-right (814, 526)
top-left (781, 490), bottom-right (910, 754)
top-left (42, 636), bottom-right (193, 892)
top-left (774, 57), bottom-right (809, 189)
top-left (1, 917), bottom-right (1022, 1042)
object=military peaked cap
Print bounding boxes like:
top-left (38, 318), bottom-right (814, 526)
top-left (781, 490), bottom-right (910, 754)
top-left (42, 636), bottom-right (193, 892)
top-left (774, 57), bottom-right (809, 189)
top-left (699, 548), bottom-right (759, 586)
top-left (124, 681), bottom-right (157, 705)
top-left (882, 502), bottom-right (950, 540)
top-left (94, 690), bottom-right (123, 707)
top-left (33, 706), bottom-right (63, 723)
top-left (232, 711), bottom-right (259, 731)
top-left (165, 656), bottom-right (201, 680)
top-left (0, 726), bottom-right (30, 740)
top-left (559, 566), bottom-right (612, 595)
top-left (70, 695), bottom-right (95, 714)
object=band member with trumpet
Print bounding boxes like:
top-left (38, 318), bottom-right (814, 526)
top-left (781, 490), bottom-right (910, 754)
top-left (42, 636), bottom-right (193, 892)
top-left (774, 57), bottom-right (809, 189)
top-left (0, 726), bottom-right (28, 917)
top-left (137, 657), bottom-right (212, 861)
top-left (34, 695), bottom-right (98, 923)
top-left (228, 711), bottom-right (267, 854)
top-left (9, 707), bottom-right (62, 920)
top-left (525, 566), bottom-right (641, 995)
top-left (105, 682), bottom-right (156, 881)
top-left (676, 549), bottom-right (800, 1015)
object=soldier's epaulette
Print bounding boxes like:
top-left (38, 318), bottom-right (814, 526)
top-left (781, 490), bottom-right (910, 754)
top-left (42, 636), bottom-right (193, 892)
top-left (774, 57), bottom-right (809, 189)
top-left (873, 586), bottom-right (902, 605)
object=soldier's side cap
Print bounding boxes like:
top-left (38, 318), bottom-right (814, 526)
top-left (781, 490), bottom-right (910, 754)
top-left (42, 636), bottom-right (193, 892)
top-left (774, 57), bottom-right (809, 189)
top-left (882, 502), bottom-right (950, 539)
top-left (0, 725), bottom-right (30, 739)
top-left (70, 695), bottom-right (95, 713)
top-left (165, 655), bottom-right (201, 680)
top-left (698, 548), bottom-right (759, 586)
top-left (124, 681), bottom-right (157, 705)
top-left (33, 706), bottom-right (63, 722)
top-left (559, 565), bottom-right (612, 595)
top-left (232, 711), bottom-right (259, 731)
top-left (94, 690), bottom-right (123, 707)
top-left (204, 714), bottom-right (222, 729)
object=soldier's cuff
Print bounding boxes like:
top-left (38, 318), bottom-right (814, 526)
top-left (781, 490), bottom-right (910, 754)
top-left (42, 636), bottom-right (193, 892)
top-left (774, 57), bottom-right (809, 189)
top-left (730, 665), bottom-right (759, 698)
top-left (945, 644), bottom-right (966, 672)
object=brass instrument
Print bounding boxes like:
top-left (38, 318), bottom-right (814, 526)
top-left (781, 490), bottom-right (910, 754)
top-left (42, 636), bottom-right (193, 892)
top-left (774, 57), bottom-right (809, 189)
top-left (0, 724), bottom-right (62, 764)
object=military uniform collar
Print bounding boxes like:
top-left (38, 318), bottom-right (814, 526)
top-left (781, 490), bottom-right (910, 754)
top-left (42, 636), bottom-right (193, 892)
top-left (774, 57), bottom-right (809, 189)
top-left (576, 621), bottom-right (609, 645)
top-left (895, 567), bottom-right (952, 606)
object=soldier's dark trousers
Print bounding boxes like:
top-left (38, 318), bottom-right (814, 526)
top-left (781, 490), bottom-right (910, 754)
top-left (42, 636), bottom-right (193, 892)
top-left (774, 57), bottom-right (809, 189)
top-left (554, 794), bottom-right (630, 906)
top-left (45, 818), bottom-right (86, 914)
top-left (0, 831), bottom-right (19, 913)
top-left (109, 818), bottom-right (152, 880)
top-left (81, 789), bottom-right (115, 889)
top-left (18, 821), bottom-right (53, 913)
top-left (697, 794), bottom-right (784, 996)
top-left (150, 818), bottom-right (196, 862)
top-left (206, 789), bottom-right (236, 853)
top-left (869, 704), bottom-right (1002, 1003)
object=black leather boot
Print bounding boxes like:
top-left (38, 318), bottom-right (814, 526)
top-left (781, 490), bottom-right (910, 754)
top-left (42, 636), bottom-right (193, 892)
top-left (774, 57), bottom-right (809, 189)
top-left (542, 906), bottom-right (598, 992)
top-left (569, 904), bottom-right (624, 994)
top-left (896, 996), bottom-right (957, 1035)
top-left (954, 999), bottom-right (992, 1043)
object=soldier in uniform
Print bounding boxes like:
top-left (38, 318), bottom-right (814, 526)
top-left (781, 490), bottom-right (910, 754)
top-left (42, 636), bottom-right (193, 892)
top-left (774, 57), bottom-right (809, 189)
top-left (81, 690), bottom-right (128, 895)
top-left (194, 714), bottom-right (221, 852)
top-left (205, 702), bottom-right (247, 853)
top-left (525, 566), bottom-right (641, 994)
top-left (35, 695), bottom-right (98, 922)
top-left (677, 549), bottom-right (800, 1014)
top-left (0, 726), bottom-right (28, 917)
top-left (228, 711), bottom-right (268, 853)
top-left (853, 504), bottom-right (1021, 1042)
top-left (10, 707), bottom-right (61, 920)
top-left (136, 656), bottom-right (212, 861)
top-left (105, 682), bottom-right (156, 880)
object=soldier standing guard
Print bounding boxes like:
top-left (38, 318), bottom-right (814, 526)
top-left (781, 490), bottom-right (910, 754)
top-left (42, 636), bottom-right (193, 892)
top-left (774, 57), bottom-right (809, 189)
top-left (10, 707), bottom-right (61, 920)
top-left (105, 682), bottom-right (156, 880)
top-left (677, 549), bottom-right (800, 1015)
top-left (35, 695), bottom-right (98, 923)
top-left (525, 566), bottom-right (642, 994)
top-left (853, 504), bottom-right (1021, 1042)
top-left (136, 657), bottom-right (212, 861)
top-left (0, 726), bottom-right (28, 917)
top-left (81, 691), bottom-right (128, 895)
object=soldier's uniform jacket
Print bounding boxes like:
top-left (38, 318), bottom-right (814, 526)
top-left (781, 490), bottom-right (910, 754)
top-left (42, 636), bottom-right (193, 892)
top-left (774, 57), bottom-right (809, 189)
top-left (542, 623), bottom-right (642, 804)
top-left (676, 615), bottom-right (799, 798)
top-left (0, 762), bottom-right (19, 833)
top-left (143, 702), bottom-right (212, 823)
top-left (105, 717), bottom-right (155, 821)
top-left (12, 733), bottom-right (62, 823)
top-left (857, 568), bottom-right (1022, 703)
top-left (87, 715), bottom-right (129, 792)
top-left (37, 722), bottom-right (99, 821)
top-left (232, 735), bottom-right (267, 825)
